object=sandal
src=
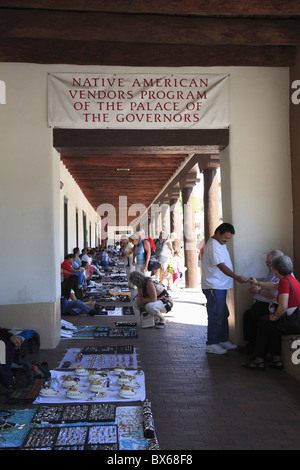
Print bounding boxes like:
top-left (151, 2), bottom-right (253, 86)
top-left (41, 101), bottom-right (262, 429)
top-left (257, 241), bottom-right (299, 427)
top-left (268, 361), bottom-right (283, 371)
top-left (242, 360), bottom-right (265, 371)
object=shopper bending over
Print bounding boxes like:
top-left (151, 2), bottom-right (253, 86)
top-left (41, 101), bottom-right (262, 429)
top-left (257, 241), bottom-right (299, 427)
top-left (129, 271), bottom-right (173, 329)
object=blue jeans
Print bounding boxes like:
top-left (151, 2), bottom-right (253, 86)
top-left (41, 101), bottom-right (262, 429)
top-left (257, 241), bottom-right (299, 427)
top-left (64, 300), bottom-right (92, 315)
top-left (203, 289), bottom-right (229, 345)
top-left (72, 271), bottom-right (85, 286)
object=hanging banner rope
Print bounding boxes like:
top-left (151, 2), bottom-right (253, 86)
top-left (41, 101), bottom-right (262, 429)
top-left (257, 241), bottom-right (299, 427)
top-left (48, 73), bottom-right (230, 129)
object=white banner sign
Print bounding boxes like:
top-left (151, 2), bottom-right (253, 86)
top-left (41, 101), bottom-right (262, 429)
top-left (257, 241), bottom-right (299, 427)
top-left (48, 73), bottom-right (229, 129)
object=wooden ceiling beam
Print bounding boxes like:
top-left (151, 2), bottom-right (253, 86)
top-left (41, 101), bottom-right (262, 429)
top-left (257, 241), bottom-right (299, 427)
top-left (67, 174), bottom-right (174, 182)
top-left (65, 176), bottom-right (176, 181)
top-left (55, 129), bottom-right (228, 154)
top-left (0, 10), bottom-right (300, 46)
top-left (64, 170), bottom-right (182, 176)
top-left (0, 39), bottom-right (295, 67)
top-left (61, 154), bottom-right (187, 160)
top-left (63, 169), bottom-right (183, 175)
top-left (61, 157), bottom-right (187, 167)
top-left (62, 165), bottom-right (183, 172)
top-left (0, 1), bottom-right (299, 17)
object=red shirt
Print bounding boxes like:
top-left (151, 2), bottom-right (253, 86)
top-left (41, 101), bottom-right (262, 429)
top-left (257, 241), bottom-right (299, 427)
top-left (277, 274), bottom-right (300, 308)
top-left (61, 260), bottom-right (72, 279)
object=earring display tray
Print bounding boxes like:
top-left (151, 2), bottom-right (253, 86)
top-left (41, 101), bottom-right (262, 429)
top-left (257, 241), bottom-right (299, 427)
top-left (87, 306), bottom-right (134, 316)
top-left (32, 403), bottom-right (116, 424)
top-left (94, 325), bottom-right (137, 338)
top-left (70, 324), bottom-right (138, 339)
top-left (57, 347), bottom-right (138, 370)
top-left (22, 424), bottom-right (118, 450)
top-left (81, 345), bottom-right (134, 355)
top-left (85, 293), bottom-right (131, 302)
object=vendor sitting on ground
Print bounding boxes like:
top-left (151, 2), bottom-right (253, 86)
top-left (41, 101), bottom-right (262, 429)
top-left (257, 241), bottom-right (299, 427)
top-left (129, 271), bottom-right (173, 328)
top-left (0, 328), bottom-right (22, 394)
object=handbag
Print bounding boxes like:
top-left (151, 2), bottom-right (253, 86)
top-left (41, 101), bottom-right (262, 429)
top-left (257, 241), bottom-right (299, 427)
top-left (167, 258), bottom-right (177, 274)
top-left (147, 253), bottom-right (161, 271)
top-left (277, 278), bottom-right (300, 334)
top-left (140, 306), bottom-right (155, 328)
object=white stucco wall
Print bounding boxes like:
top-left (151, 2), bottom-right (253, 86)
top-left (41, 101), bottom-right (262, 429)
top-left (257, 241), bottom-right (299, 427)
top-left (59, 158), bottom-right (101, 260)
top-left (219, 67), bottom-right (292, 342)
top-left (0, 64), bottom-right (61, 305)
top-left (224, 67), bottom-right (292, 278)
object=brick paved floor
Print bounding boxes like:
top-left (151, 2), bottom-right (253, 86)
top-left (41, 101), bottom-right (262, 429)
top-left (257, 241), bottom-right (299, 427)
top-left (2, 286), bottom-right (300, 450)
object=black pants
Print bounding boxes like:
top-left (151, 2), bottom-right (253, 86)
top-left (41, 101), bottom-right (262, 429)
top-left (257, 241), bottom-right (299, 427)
top-left (253, 314), bottom-right (282, 359)
top-left (243, 301), bottom-right (271, 352)
top-left (62, 274), bottom-right (83, 300)
top-left (0, 340), bottom-right (15, 387)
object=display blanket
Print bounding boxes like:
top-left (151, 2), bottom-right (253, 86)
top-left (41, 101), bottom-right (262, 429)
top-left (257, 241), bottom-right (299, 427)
top-left (0, 406), bottom-right (158, 450)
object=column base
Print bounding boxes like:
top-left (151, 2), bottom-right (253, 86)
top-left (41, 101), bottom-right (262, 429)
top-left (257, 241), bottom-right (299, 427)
top-left (0, 299), bottom-right (61, 349)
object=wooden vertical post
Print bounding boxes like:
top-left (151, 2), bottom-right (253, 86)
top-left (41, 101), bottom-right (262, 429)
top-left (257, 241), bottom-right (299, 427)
top-left (181, 172), bottom-right (199, 288)
top-left (203, 168), bottom-right (220, 241)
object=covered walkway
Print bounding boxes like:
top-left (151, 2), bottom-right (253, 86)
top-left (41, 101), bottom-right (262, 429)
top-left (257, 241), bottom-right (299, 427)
top-left (2, 285), bottom-right (300, 451)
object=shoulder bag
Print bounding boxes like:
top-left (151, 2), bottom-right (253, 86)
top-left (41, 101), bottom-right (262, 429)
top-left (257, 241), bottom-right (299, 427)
top-left (144, 241), bottom-right (161, 271)
top-left (277, 278), bottom-right (300, 334)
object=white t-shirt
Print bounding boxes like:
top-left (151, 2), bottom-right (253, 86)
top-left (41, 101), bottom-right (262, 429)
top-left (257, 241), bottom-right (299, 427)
top-left (201, 237), bottom-right (234, 290)
top-left (81, 254), bottom-right (91, 265)
top-left (160, 240), bottom-right (172, 261)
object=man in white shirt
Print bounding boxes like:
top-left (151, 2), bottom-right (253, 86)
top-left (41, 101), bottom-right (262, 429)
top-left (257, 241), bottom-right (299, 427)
top-left (202, 223), bottom-right (248, 354)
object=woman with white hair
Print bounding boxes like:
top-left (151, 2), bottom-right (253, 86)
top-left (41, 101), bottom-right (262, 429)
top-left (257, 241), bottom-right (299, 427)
top-left (130, 232), bottom-right (151, 273)
top-left (121, 235), bottom-right (135, 285)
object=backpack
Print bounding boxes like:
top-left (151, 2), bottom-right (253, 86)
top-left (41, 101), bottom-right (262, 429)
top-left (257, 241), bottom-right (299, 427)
top-left (167, 258), bottom-right (177, 275)
top-left (153, 281), bottom-right (174, 312)
top-left (145, 237), bottom-right (156, 252)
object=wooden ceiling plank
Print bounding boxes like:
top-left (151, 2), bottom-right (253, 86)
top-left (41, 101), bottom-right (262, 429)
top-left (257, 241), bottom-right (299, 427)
top-left (61, 154), bottom-right (187, 160)
top-left (0, 1), bottom-right (299, 17)
top-left (55, 129), bottom-right (229, 151)
top-left (64, 176), bottom-right (177, 181)
top-left (63, 170), bottom-right (182, 176)
top-left (0, 10), bottom-right (300, 46)
top-left (0, 39), bottom-right (295, 67)
top-left (61, 156), bottom-right (187, 166)
top-left (62, 166), bottom-right (184, 172)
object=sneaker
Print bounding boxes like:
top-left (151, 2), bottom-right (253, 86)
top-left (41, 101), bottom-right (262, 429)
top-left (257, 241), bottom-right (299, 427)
top-left (155, 322), bottom-right (166, 329)
top-left (219, 341), bottom-right (238, 350)
top-left (206, 344), bottom-right (227, 355)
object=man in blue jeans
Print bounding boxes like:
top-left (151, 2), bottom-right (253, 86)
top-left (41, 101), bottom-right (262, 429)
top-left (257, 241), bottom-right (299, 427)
top-left (202, 223), bottom-right (248, 354)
